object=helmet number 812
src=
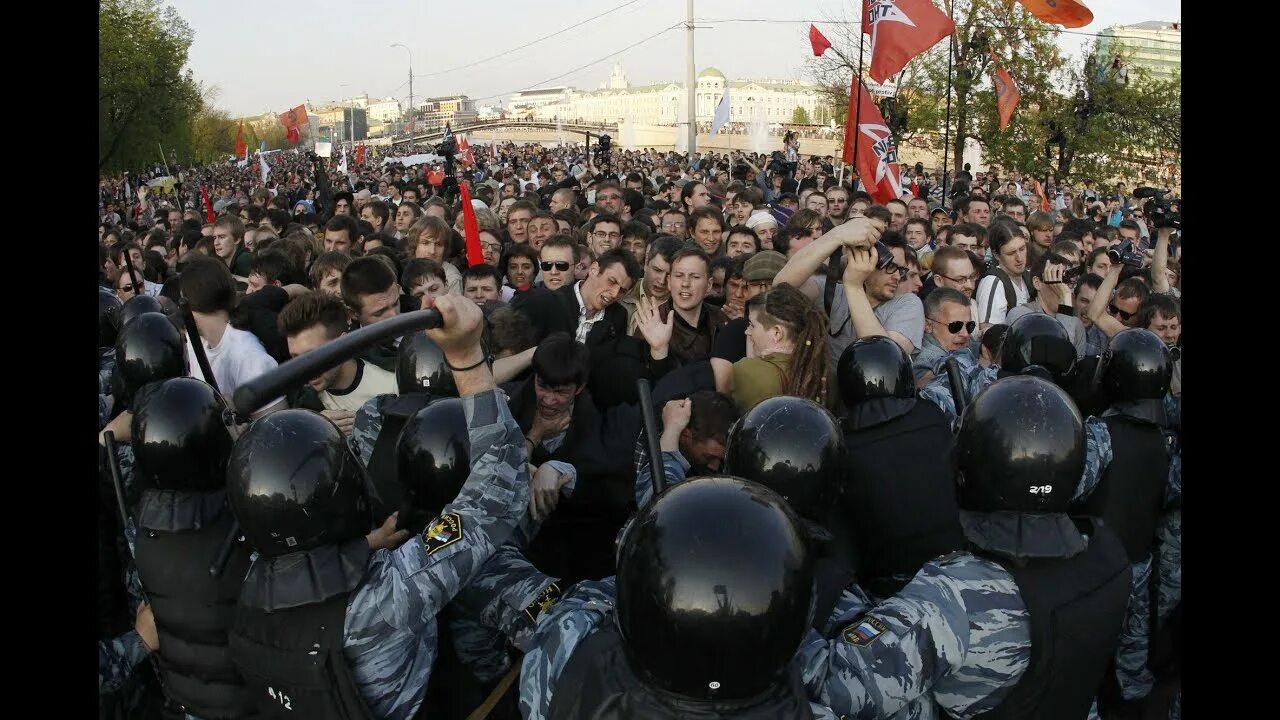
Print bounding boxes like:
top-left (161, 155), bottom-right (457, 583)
top-left (1028, 485), bottom-right (1053, 495)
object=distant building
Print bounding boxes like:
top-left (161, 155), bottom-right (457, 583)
top-left (413, 95), bottom-right (478, 129)
top-left (367, 98), bottom-right (403, 123)
top-left (516, 63), bottom-right (832, 126)
top-left (1097, 21), bottom-right (1181, 85)
top-left (313, 105), bottom-right (368, 142)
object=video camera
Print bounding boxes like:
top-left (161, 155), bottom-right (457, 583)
top-left (593, 133), bottom-right (613, 175)
top-left (1107, 238), bottom-right (1145, 268)
top-left (1134, 186), bottom-right (1180, 230)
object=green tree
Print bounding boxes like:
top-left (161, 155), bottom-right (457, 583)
top-left (808, 0), bottom-right (1062, 171)
top-left (99, 0), bottom-right (202, 172)
top-left (791, 106), bottom-right (811, 125)
top-left (994, 44), bottom-right (1182, 185)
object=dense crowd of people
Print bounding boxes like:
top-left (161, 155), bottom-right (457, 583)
top-left (97, 138), bottom-right (1182, 720)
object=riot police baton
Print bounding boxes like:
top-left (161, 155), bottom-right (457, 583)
top-left (636, 378), bottom-right (667, 497)
top-left (182, 302), bottom-right (220, 395)
top-left (123, 250), bottom-right (142, 300)
top-left (233, 309), bottom-right (443, 417)
top-left (945, 357), bottom-right (968, 419)
top-left (102, 431), bottom-right (132, 544)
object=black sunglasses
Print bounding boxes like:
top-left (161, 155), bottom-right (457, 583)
top-left (1108, 303), bottom-right (1134, 321)
top-left (540, 261), bottom-right (571, 272)
top-left (931, 318), bottom-right (976, 334)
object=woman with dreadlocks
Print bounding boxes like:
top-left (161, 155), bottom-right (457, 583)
top-left (733, 282), bottom-right (833, 413)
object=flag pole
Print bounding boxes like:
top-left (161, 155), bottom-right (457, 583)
top-left (852, 8), bottom-right (868, 192)
top-left (940, 0), bottom-right (956, 206)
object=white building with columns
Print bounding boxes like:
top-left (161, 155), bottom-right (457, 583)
top-left (513, 64), bottom-right (832, 126)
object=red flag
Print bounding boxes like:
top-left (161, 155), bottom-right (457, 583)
top-left (809, 24), bottom-right (832, 57)
top-left (842, 78), bottom-right (903, 205)
top-left (991, 53), bottom-right (1020, 131)
top-left (460, 183), bottom-right (484, 267)
top-left (234, 121), bottom-right (247, 159)
top-left (354, 144), bottom-right (366, 165)
top-left (200, 185), bottom-right (216, 223)
top-left (279, 104), bottom-right (308, 130)
top-left (456, 135), bottom-right (475, 167)
top-left (286, 126), bottom-right (301, 145)
top-left (1015, 0), bottom-right (1093, 29)
top-left (866, 0), bottom-right (956, 84)
top-left (861, 0), bottom-right (872, 34)
top-left (427, 169), bottom-right (445, 187)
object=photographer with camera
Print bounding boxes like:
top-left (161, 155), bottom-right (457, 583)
top-left (1004, 252), bottom-right (1087, 357)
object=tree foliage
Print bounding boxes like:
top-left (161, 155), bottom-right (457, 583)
top-left (99, 0), bottom-right (202, 172)
top-left (791, 106), bottom-right (812, 125)
top-left (805, 0), bottom-right (1180, 185)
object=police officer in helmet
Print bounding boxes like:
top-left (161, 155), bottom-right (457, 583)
top-left (921, 312), bottom-right (1078, 426)
top-left (351, 330), bottom-right (460, 482)
top-left (799, 376), bottom-right (1131, 719)
top-left (449, 476), bottom-right (839, 719)
top-left (131, 377), bottom-right (254, 719)
top-left (835, 336), bottom-right (964, 600)
top-left (226, 295), bottom-right (532, 720)
top-left (1071, 328), bottom-right (1177, 713)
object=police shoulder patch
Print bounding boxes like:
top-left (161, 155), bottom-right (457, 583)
top-left (522, 582), bottom-right (563, 624)
top-left (421, 513), bottom-right (463, 555)
top-left (842, 616), bottom-right (888, 647)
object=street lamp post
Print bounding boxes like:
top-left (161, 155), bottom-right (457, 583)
top-left (391, 44), bottom-right (414, 131)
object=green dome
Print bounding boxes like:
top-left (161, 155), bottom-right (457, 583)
top-left (698, 67), bottom-right (726, 79)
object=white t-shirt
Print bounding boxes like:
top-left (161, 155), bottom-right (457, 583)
top-left (975, 273), bottom-right (1030, 326)
top-left (186, 325), bottom-right (282, 408)
top-left (320, 359), bottom-right (398, 412)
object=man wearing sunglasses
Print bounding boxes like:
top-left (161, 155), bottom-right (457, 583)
top-left (914, 288), bottom-right (977, 386)
top-left (1004, 252), bottom-right (1088, 357)
top-left (538, 236), bottom-right (579, 291)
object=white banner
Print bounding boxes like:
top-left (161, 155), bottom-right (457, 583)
top-left (315, 141), bottom-right (333, 158)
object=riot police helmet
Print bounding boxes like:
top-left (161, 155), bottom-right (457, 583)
top-left (117, 294), bottom-right (165, 330)
top-left (392, 397), bottom-right (469, 534)
top-left (99, 288), bottom-right (123, 351)
top-left (1000, 313), bottom-right (1078, 385)
top-left (114, 312), bottom-right (187, 408)
top-left (132, 377), bottom-right (232, 492)
top-left (723, 395), bottom-right (844, 523)
top-left (227, 409), bottom-right (371, 557)
top-left (955, 375), bottom-right (1083, 515)
top-left (1101, 328), bottom-right (1172, 402)
top-left (835, 336), bottom-right (915, 406)
top-left (616, 476), bottom-right (815, 702)
top-left (396, 331), bottom-right (458, 397)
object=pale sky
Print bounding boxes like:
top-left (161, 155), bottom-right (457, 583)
top-left (168, 0), bottom-right (1180, 118)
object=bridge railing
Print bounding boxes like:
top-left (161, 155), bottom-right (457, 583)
top-left (389, 119), bottom-right (619, 146)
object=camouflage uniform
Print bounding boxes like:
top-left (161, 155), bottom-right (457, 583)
top-left (1076, 413), bottom-right (1184, 703)
top-left (633, 449), bottom-right (690, 510)
top-left (98, 630), bottom-right (148, 694)
top-left (100, 349), bottom-right (115, 396)
top-left (448, 461), bottom-right (578, 684)
top-left (335, 388), bottom-right (529, 720)
top-left (918, 350), bottom-right (1000, 428)
top-left (1155, 455), bottom-right (1181, 620)
top-left (797, 551), bottom-right (1031, 719)
top-left (350, 393), bottom-right (394, 466)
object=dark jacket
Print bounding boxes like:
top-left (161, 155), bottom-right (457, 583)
top-left (658, 301), bottom-right (728, 364)
top-left (509, 381), bottom-right (639, 583)
top-left (513, 283), bottom-right (672, 408)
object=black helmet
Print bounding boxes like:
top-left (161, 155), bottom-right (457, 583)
top-left (227, 410), bottom-right (371, 557)
top-left (396, 332), bottom-right (458, 397)
top-left (131, 378), bottom-right (231, 492)
top-left (114, 312), bottom-right (187, 408)
top-left (117, 294), bottom-right (165, 330)
top-left (1000, 313), bottom-right (1078, 385)
top-left (836, 336), bottom-right (914, 406)
top-left (1101, 328), bottom-right (1171, 402)
top-left (393, 397), bottom-right (469, 534)
top-left (616, 476), bottom-right (815, 702)
top-left (956, 376), bottom-right (1083, 514)
top-left (99, 288), bottom-right (123, 351)
top-left (723, 396), bottom-right (844, 524)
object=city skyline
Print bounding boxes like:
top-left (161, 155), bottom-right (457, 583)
top-left (168, 0), bottom-right (1180, 118)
